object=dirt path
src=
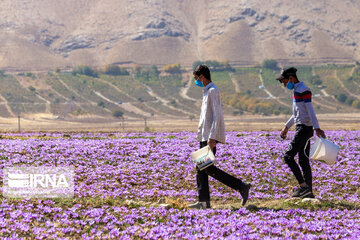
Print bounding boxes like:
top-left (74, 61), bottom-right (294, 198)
top-left (229, 72), bottom-right (240, 92)
top-left (144, 84), bottom-right (191, 116)
top-left (0, 94), bottom-right (16, 117)
top-left (95, 78), bottom-right (137, 101)
top-left (92, 78), bottom-right (172, 117)
top-left (92, 90), bottom-right (151, 117)
top-left (57, 78), bottom-right (89, 103)
top-left (258, 69), bottom-right (291, 108)
top-left (312, 98), bottom-right (337, 111)
top-left (58, 79), bottom-right (111, 113)
top-left (179, 73), bottom-right (197, 101)
top-left (334, 69), bottom-right (360, 100)
top-left (320, 89), bottom-right (330, 97)
top-left (34, 92), bottom-right (51, 113)
top-left (259, 71), bottom-right (275, 99)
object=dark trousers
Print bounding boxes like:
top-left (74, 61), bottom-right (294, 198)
top-left (196, 141), bottom-right (245, 202)
top-left (284, 124), bottom-right (314, 190)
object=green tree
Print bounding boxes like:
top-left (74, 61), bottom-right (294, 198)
top-left (112, 110), bottom-right (124, 118)
top-left (97, 101), bottom-right (105, 108)
top-left (262, 59), bottom-right (280, 71)
top-left (104, 64), bottom-right (129, 76)
top-left (72, 66), bottom-right (98, 77)
top-left (352, 100), bottom-right (360, 109)
top-left (335, 93), bottom-right (347, 103)
top-left (163, 64), bottom-right (182, 74)
top-left (28, 86), bottom-right (36, 92)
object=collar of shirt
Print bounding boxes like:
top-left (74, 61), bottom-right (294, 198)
top-left (293, 81), bottom-right (304, 91)
top-left (203, 82), bottom-right (214, 93)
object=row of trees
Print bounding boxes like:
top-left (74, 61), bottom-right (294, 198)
top-left (72, 65), bottom-right (130, 77)
top-left (192, 60), bottom-right (233, 72)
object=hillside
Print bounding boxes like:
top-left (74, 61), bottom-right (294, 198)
top-left (0, 0), bottom-right (360, 70)
top-left (0, 63), bottom-right (360, 120)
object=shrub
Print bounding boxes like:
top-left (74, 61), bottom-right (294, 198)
top-left (150, 65), bottom-right (160, 76)
top-left (310, 75), bottom-right (322, 85)
top-left (72, 66), bottom-right (98, 77)
top-left (335, 93), bottom-right (347, 103)
top-left (97, 101), bottom-right (105, 108)
top-left (104, 64), bottom-right (129, 76)
top-left (26, 72), bottom-right (34, 77)
top-left (133, 65), bottom-right (142, 76)
top-left (0, 70), bottom-right (5, 77)
top-left (28, 86), bottom-right (36, 92)
top-left (163, 64), bottom-right (182, 74)
top-left (352, 100), bottom-right (360, 109)
top-left (345, 97), bottom-right (354, 106)
top-left (112, 110), bottom-right (124, 118)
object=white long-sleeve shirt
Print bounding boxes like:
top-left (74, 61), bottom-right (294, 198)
top-left (197, 82), bottom-right (226, 143)
top-left (285, 82), bottom-right (320, 129)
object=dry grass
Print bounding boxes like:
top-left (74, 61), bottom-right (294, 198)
top-left (0, 113), bottom-right (359, 132)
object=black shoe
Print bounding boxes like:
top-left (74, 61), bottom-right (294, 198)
top-left (239, 182), bottom-right (251, 206)
top-left (292, 186), bottom-right (312, 198)
top-left (188, 201), bottom-right (211, 209)
top-left (305, 192), bottom-right (315, 199)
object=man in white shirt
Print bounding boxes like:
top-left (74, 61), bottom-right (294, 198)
top-left (188, 65), bottom-right (251, 209)
top-left (277, 67), bottom-right (326, 198)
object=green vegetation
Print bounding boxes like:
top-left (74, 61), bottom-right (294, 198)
top-left (72, 65), bottom-right (98, 78)
top-left (0, 75), bottom-right (45, 114)
top-left (163, 64), bottom-right (182, 74)
top-left (262, 59), bottom-right (280, 71)
top-left (222, 92), bottom-right (290, 116)
top-left (212, 71), bottom-right (236, 94)
top-left (104, 64), bottom-right (129, 76)
top-left (0, 62), bottom-right (359, 118)
top-left (313, 66), bottom-right (343, 96)
top-left (233, 67), bottom-right (267, 98)
top-left (193, 60), bottom-right (233, 72)
top-left (25, 72), bottom-right (34, 78)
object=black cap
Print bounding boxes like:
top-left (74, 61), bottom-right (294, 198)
top-left (276, 67), bottom-right (297, 81)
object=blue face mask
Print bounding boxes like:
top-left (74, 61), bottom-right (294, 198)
top-left (195, 79), bottom-right (204, 87)
top-left (286, 81), bottom-right (295, 90)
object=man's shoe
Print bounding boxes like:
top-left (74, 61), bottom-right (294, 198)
top-left (305, 192), bottom-right (315, 199)
top-left (292, 186), bottom-right (312, 198)
top-left (188, 201), bottom-right (210, 209)
top-left (239, 182), bottom-right (251, 206)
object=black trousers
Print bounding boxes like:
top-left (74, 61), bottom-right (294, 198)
top-left (284, 124), bottom-right (314, 189)
top-left (196, 141), bottom-right (245, 202)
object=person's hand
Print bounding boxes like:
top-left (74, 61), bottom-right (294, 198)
top-left (208, 139), bottom-right (216, 151)
top-left (280, 126), bottom-right (288, 139)
top-left (315, 128), bottom-right (326, 139)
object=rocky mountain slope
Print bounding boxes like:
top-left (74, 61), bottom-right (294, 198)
top-left (0, 0), bottom-right (360, 70)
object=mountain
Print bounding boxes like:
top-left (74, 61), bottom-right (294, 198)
top-left (0, 0), bottom-right (360, 70)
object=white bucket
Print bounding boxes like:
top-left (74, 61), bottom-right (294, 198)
top-left (191, 145), bottom-right (215, 171)
top-left (310, 138), bottom-right (340, 164)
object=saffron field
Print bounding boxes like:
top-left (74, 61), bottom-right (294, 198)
top-left (0, 131), bottom-right (359, 239)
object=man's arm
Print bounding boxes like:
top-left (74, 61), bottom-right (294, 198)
top-left (280, 115), bottom-right (294, 139)
top-left (208, 89), bottom-right (222, 150)
top-left (304, 101), bottom-right (326, 138)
